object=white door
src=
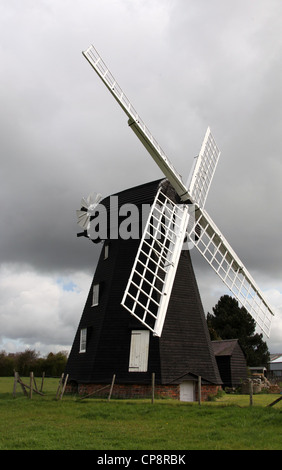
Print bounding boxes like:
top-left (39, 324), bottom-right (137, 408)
top-left (180, 381), bottom-right (195, 401)
top-left (128, 330), bottom-right (150, 372)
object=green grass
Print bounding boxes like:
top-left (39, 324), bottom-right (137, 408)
top-left (0, 377), bottom-right (281, 450)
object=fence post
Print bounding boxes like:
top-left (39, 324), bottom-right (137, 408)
top-left (59, 374), bottom-right (69, 400)
top-left (13, 371), bottom-right (18, 398)
top-left (29, 372), bottom-right (33, 399)
top-left (108, 374), bottom-right (116, 401)
top-left (151, 373), bottom-right (155, 404)
top-left (198, 376), bottom-right (201, 406)
top-left (249, 380), bottom-right (253, 406)
top-left (56, 373), bottom-right (64, 399)
top-left (14, 372), bottom-right (28, 396)
top-left (40, 372), bottom-right (45, 393)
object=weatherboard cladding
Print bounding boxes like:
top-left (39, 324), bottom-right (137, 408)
top-left (89, 178), bottom-right (164, 243)
top-left (65, 179), bottom-right (222, 387)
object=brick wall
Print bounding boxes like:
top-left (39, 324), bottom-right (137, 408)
top-left (198, 384), bottom-right (222, 401)
top-left (66, 382), bottom-right (221, 401)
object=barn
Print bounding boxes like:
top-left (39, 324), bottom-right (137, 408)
top-left (65, 179), bottom-right (222, 401)
top-left (212, 339), bottom-right (247, 389)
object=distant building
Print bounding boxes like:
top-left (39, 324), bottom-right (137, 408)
top-left (212, 339), bottom-right (247, 389)
top-left (268, 354), bottom-right (282, 379)
top-left (248, 366), bottom-right (267, 376)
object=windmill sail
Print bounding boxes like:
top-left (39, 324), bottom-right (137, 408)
top-left (83, 45), bottom-right (189, 201)
top-left (187, 206), bottom-right (274, 337)
top-left (187, 127), bottom-right (221, 208)
top-left (83, 44), bottom-right (275, 338)
top-left (121, 188), bottom-right (189, 337)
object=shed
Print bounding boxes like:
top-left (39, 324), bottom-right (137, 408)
top-left (212, 339), bottom-right (247, 389)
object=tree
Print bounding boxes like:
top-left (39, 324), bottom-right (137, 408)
top-left (44, 351), bottom-right (68, 376)
top-left (0, 351), bottom-right (15, 376)
top-left (0, 349), bottom-right (68, 377)
top-left (15, 349), bottom-right (39, 376)
top-left (207, 295), bottom-right (270, 367)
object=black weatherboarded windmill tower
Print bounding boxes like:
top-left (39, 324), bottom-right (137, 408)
top-left (65, 46), bottom-right (274, 401)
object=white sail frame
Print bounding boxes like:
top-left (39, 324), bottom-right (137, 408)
top-left (188, 127), bottom-right (221, 208)
top-left (83, 45), bottom-right (189, 201)
top-left (187, 207), bottom-right (274, 337)
top-left (121, 188), bottom-right (189, 337)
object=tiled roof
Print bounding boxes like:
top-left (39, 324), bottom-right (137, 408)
top-left (212, 339), bottom-right (239, 356)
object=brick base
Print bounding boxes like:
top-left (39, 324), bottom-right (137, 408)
top-left (66, 382), bottom-right (221, 401)
top-left (200, 384), bottom-right (222, 402)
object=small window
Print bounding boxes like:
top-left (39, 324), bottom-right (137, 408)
top-left (79, 328), bottom-right (87, 353)
top-left (129, 330), bottom-right (150, 372)
top-left (92, 283), bottom-right (99, 307)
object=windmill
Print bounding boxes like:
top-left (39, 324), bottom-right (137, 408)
top-left (65, 46), bottom-right (274, 401)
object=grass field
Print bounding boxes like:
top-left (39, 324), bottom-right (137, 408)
top-left (0, 376), bottom-right (281, 450)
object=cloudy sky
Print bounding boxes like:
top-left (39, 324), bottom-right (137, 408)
top-left (1, 0), bottom-right (282, 356)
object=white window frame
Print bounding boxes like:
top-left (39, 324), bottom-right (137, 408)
top-left (79, 328), bottom-right (87, 353)
top-left (128, 330), bottom-right (150, 372)
top-left (92, 283), bottom-right (99, 307)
